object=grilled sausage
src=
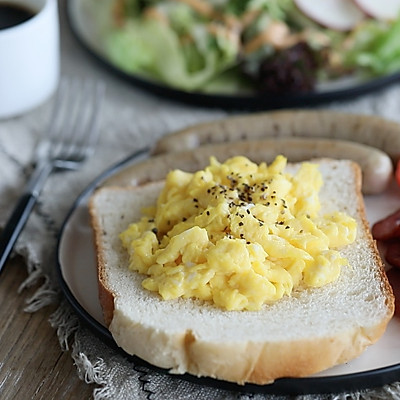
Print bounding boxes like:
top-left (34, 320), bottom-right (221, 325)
top-left (153, 110), bottom-right (400, 164)
top-left (109, 138), bottom-right (392, 194)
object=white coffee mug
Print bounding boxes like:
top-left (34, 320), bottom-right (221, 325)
top-left (0, 0), bottom-right (60, 119)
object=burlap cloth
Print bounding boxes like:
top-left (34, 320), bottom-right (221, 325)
top-left (2, 1), bottom-right (400, 398)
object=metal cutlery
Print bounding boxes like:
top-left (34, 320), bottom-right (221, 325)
top-left (0, 77), bottom-right (105, 273)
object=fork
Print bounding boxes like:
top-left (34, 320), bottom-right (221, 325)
top-left (0, 77), bottom-right (105, 273)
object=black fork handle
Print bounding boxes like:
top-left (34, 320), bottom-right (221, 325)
top-left (0, 193), bottom-right (38, 273)
top-left (0, 161), bottom-right (53, 275)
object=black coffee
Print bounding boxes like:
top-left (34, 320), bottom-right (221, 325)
top-left (0, 3), bottom-right (35, 30)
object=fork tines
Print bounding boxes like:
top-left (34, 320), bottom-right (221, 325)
top-left (47, 77), bottom-right (106, 163)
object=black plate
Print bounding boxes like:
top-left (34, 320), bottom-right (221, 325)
top-left (56, 148), bottom-right (400, 397)
top-left (65, 0), bottom-right (400, 110)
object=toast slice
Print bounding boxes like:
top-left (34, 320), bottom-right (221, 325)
top-left (89, 159), bottom-right (394, 385)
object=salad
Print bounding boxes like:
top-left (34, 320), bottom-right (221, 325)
top-left (95, 0), bottom-right (400, 94)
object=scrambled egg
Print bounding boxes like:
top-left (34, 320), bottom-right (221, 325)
top-left (120, 155), bottom-right (357, 311)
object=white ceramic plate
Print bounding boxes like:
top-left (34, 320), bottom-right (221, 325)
top-left (57, 149), bottom-right (400, 395)
top-left (66, 0), bottom-right (400, 110)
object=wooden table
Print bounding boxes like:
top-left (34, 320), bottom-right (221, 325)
top-left (0, 256), bottom-right (95, 399)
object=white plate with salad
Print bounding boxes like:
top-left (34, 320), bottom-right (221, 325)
top-left (67, 0), bottom-right (400, 109)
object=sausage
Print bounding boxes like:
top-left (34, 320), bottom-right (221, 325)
top-left (372, 209), bottom-right (400, 269)
top-left (152, 110), bottom-right (400, 163)
top-left (385, 241), bottom-right (400, 269)
top-left (106, 138), bottom-right (392, 194)
top-left (372, 208), bottom-right (400, 241)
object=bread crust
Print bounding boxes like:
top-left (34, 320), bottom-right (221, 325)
top-left (89, 156), bottom-right (394, 385)
top-left (89, 195), bottom-right (113, 326)
top-left (109, 310), bottom-right (390, 384)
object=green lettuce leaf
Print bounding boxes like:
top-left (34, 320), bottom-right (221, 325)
top-left (105, 18), bottom-right (239, 90)
top-left (344, 17), bottom-right (400, 76)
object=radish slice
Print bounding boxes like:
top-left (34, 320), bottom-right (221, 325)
top-left (353, 0), bottom-right (400, 20)
top-left (294, 0), bottom-right (365, 31)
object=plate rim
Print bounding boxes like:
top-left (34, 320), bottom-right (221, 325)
top-left (65, 0), bottom-right (400, 110)
top-left (56, 147), bottom-right (400, 396)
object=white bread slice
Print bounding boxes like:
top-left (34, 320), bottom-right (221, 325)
top-left (89, 159), bottom-right (394, 385)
